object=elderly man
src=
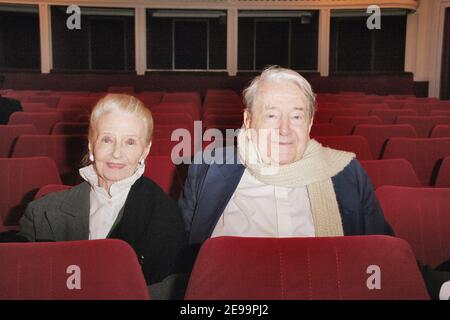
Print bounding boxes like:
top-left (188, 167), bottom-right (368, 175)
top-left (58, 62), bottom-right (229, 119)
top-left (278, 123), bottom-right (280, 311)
top-left (180, 66), bottom-right (392, 242)
top-left (179, 66), bottom-right (449, 300)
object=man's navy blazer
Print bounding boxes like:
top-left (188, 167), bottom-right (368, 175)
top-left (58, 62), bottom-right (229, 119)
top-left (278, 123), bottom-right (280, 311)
top-left (178, 147), bottom-right (394, 245)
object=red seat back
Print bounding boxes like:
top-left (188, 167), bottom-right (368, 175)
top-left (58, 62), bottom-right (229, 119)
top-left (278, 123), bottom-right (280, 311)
top-left (0, 124), bottom-right (37, 157)
top-left (376, 186), bottom-right (450, 268)
top-left (429, 124), bottom-right (450, 138)
top-left (331, 116), bottom-right (382, 135)
top-left (8, 112), bottom-right (62, 134)
top-left (435, 156), bottom-right (450, 187)
top-left (315, 136), bottom-right (373, 160)
top-left (382, 137), bottom-right (450, 185)
top-left (353, 124), bottom-right (417, 159)
top-left (185, 236), bottom-right (429, 300)
top-left (360, 159), bottom-right (420, 189)
top-left (51, 122), bottom-right (89, 135)
top-left (0, 157), bottom-right (61, 232)
top-left (11, 135), bottom-right (88, 185)
top-left (34, 184), bottom-right (72, 200)
top-left (396, 116), bottom-right (450, 138)
top-left (0, 239), bottom-right (150, 300)
top-left (144, 155), bottom-right (183, 198)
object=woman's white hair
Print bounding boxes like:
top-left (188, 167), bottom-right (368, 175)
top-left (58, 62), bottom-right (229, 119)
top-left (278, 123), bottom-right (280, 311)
top-left (243, 66), bottom-right (317, 120)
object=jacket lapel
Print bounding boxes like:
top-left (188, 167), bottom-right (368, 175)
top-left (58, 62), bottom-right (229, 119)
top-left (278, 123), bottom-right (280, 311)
top-left (190, 152), bottom-right (245, 244)
top-left (45, 182), bottom-right (90, 241)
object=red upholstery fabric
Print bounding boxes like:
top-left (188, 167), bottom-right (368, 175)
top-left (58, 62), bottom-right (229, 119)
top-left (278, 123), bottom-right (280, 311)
top-left (203, 114), bottom-right (243, 128)
top-left (435, 156), bottom-right (450, 187)
top-left (314, 108), bottom-right (367, 123)
top-left (161, 92), bottom-right (201, 111)
top-left (152, 102), bottom-right (200, 121)
top-left (360, 159), bottom-right (420, 189)
top-left (34, 184), bottom-right (72, 200)
top-left (185, 236), bottom-right (429, 300)
top-left (430, 124), bottom-right (450, 138)
top-left (24, 96), bottom-right (61, 108)
top-left (310, 123), bottom-right (341, 137)
top-left (369, 109), bottom-right (417, 124)
top-left (315, 135), bottom-right (373, 160)
top-left (57, 95), bottom-right (99, 112)
top-left (11, 135), bottom-right (88, 185)
top-left (0, 124), bottom-right (37, 157)
top-left (8, 112), bottom-right (62, 134)
top-left (331, 116), bottom-right (382, 135)
top-left (136, 92), bottom-right (165, 108)
top-left (353, 124), bottom-right (418, 159)
top-left (430, 110), bottom-right (450, 117)
top-left (0, 157), bottom-right (61, 232)
top-left (382, 137), bottom-right (450, 185)
top-left (51, 122), bottom-right (88, 135)
top-left (376, 186), bottom-right (450, 268)
top-left (21, 102), bottom-right (49, 112)
top-left (395, 116), bottom-right (450, 138)
top-left (353, 103), bottom-right (389, 113)
top-left (0, 239), bottom-right (150, 300)
top-left (144, 155), bottom-right (182, 198)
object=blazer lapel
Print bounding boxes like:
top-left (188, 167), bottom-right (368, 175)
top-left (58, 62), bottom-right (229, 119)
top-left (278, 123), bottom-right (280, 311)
top-left (45, 182), bottom-right (90, 241)
top-left (190, 160), bottom-right (245, 244)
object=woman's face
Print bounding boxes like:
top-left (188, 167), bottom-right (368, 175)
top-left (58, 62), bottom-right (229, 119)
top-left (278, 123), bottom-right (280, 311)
top-left (89, 110), bottom-right (151, 191)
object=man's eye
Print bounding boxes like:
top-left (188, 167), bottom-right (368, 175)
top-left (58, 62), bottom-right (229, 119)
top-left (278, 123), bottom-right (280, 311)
top-left (267, 114), bottom-right (276, 119)
top-left (102, 137), bottom-right (112, 143)
top-left (126, 139), bottom-right (136, 146)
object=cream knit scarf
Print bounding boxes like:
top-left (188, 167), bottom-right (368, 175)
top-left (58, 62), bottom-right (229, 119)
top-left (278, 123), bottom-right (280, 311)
top-left (237, 129), bottom-right (355, 236)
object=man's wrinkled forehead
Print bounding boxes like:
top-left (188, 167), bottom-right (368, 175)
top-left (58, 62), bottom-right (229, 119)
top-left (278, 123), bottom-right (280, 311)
top-left (253, 79), bottom-right (309, 111)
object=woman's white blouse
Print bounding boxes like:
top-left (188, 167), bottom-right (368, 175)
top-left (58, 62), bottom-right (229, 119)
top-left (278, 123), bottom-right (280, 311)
top-left (79, 164), bottom-right (145, 240)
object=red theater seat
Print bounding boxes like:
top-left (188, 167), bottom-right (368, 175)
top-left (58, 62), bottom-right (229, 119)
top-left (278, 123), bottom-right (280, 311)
top-left (369, 109), bottom-right (417, 124)
top-left (185, 236), bottom-right (429, 300)
top-left (360, 159), bottom-right (420, 189)
top-left (0, 239), bottom-right (150, 300)
top-left (57, 95), bottom-right (98, 112)
top-left (310, 123), bottom-right (340, 136)
top-left (136, 92), bottom-right (165, 108)
top-left (152, 103), bottom-right (199, 121)
top-left (144, 155), bottom-right (183, 198)
top-left (331, 116), bottom-right (382, 135)
top-left (34, 184), bottom-right (72, 200)
top-left (395, 116), bottom-right (450, 138)
top-left (314, 108), bottom-right (366, 123)
top-left (435, 156), bottom-right (450, 188)
top-left (11, 135), bottom-right (88, 185)
top-left (429, 124), bottom-right (450, 138)
top-left (0, 157), bottom-right (61, 232)
top-left (376, 186), bottom-right (450, 268)
top-left (315, 135), bottom-right (373, 160)
top-left (8, 112), bottom-right (62, 135)
top-left (382, 137), bottom-right (450, 185)
top-left (0, 124), bottom-right (37, 157)
top-left (51, 122), bottom-right (88, 135)
top-left (353, 124), bottom-right (417, 159)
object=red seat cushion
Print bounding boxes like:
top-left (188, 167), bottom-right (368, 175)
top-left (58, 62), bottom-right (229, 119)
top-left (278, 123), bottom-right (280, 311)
top-left (376, 186), bottom-right (450, 268)
top-left (0, 239), bottom-right (150, 300)
top-left (185, 236), bottom-right (429, 300)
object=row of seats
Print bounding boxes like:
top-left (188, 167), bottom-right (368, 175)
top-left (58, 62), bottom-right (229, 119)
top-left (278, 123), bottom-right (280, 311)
top-left (0, 235), bottom-right (434, 299)
top-left (1, 127), bottom-right (449, 187)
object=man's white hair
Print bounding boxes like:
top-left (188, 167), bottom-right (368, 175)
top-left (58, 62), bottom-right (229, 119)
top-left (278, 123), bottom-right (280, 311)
top-left (243, 66), bottom-right (317, 120)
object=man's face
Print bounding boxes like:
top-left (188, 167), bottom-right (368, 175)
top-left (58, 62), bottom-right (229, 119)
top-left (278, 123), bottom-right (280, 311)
top-left (244, 79), bottom-right (313, 165)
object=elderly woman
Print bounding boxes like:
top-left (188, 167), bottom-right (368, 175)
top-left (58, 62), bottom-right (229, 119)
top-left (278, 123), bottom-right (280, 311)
top-left (17, 94), bottom-right (187, 295)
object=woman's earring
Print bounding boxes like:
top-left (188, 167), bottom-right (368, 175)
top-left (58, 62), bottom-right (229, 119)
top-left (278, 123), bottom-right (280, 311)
top-left (139, 159), bottom-right (144, 166)
top-left (89, 154), bottom-right (94, 162)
